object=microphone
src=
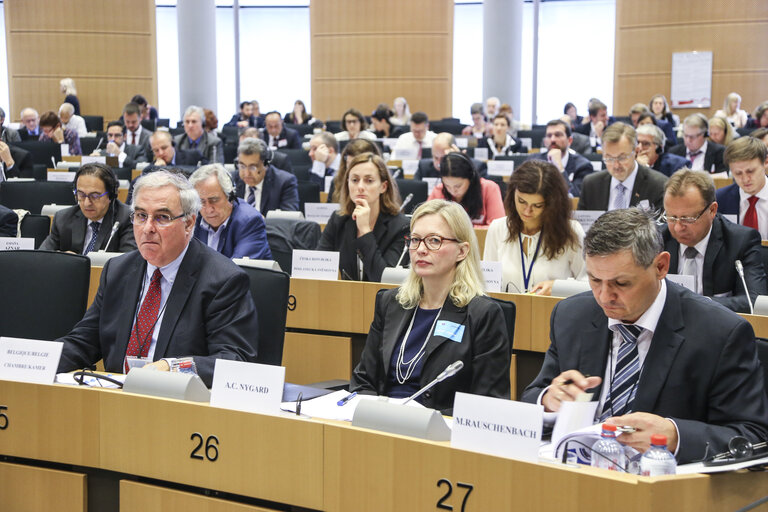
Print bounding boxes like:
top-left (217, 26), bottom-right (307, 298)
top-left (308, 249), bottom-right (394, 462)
top-left (399, 193), bottom-right (414, 213)
top-left (735, 260), bottom-right (754, 314)
top-left (394, 237), bottom-right (409, 268)
top-left (101, 221), bottom-right (120, 252)
top-left (212, 144), bottom-right (217, 164)
top-left (392, 168), bottom-right (402, 179)
top-left (96, 137), bottom-right (104, 151)
top-left (402, 360), bottom-right (464, 405)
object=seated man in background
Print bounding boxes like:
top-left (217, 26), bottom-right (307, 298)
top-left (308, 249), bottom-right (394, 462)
top-left (240, 127), bottom-right (293, 173)
top-left (38, 110), bottom-right (81, 155)
top-left (225, 101), bottom-right (256, 129)
top-left (91, 121), bottom-right (146, 168)
top-left (175, 105), bottom-right (224, 164)
top-left (573, 99), bottom-right (611, 150)
top-left (56, 170), bottom-right (258, 386)
top-left (234, 137), bottom-right (299, 215)
top-left (716, 137), bottom-right (768, 241)
top-left (669, 114), bottom-right (726, 174)
top-left (18, 108), bottom-right (40, 140)
top-left (0, 204), bottom-right (18, 236)
top-left (0, 140), bottom-right (32, 179)
top-left (578, 122), bottom-right (668, 212)
top-left (662, 169), bottom-right (766, 313)
top-left (522, 208), bottom-right (768, 463)
top-left (261, 112), bottom-right (301, 150)
top-left (308, 131), bottom-right (340, 187)
top-left (393, 111), bottom-right (437, 159)
top-left (635, 124), bottom-right (688, 177)
top-left (149, 130), bottom-right (203, 168)
top-left (0, 107), bottom-right (21, 143)
top-left (414, 132), bottom-right (487, 180)
top-left (527, 119), bottom-right (593, 197)
top-left (189, 164), bottom-right (271, 260)
top-left (40, 163), bottom-right (136, 254)
top-left (123, 102), bottom-right (153, 159)
top-left (59, 102), bottom-right (87, 137)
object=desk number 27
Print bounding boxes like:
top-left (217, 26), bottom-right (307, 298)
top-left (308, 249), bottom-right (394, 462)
top-left (436, 478), bottom-right (473, 511)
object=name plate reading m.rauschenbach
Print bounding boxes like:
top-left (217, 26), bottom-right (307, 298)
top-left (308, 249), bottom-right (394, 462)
top-left (210, 359), bottom-right (285, 414)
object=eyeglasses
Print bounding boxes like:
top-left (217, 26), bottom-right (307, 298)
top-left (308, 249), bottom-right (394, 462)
top-left (603, 153), bottom-right (634, 165)
top-left (130, 211), bottom-right (185, 227)
top-left (661, 203), bottom-right (712, 225)
top-left (236, 161), bottom-right (262, 173)
top-left (407, 235), bottom-right (460, 251)
top-left (74, 190), bottom-right (108, 202)
top-left (637, 140), bottom-right (655, 148)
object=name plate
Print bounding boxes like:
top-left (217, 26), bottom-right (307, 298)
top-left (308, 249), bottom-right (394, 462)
top-left (452, 392), bottom-right (543, 462)
top-left (423, 177), bottom-right (440, 195)
top-left (455, 137), bottom-right (468, 149)
top-left (304, 202), bottom-right (340, 224)
top-left (81, 155), bottom-right (106, 165)
top-left (401, 159), bottom-right (419, 175)
top-left (47, 171), bottom-right (76, 182)
top-left (0, 237), bottom-right (34, 251)
top-left (324, 175), bottom-right (333, 193)
top-left (572, 210), bottom-right (604, 232)
top-left (591, 161), bottom-right (603, 171)
top-left (382, 138), bottom-right (398, 149)
top-left (394, 147), bottom-right (418, 160)
top-left (481, 260), bottom-right (502, 292)
top-left (474, 148), bottom-right (489, 161)
top-left (519, 138), bottom-right (533, 151)
top-left (292, 249), bottom-right (340, 280)
top-left (0, 337), bottom-right (63, 384)
top-left (210, 359), bottom-right (285, 414)
top-left (666, 273), bottom-right (695, 291)
top-left (487, 160), bottom-right (514, 177)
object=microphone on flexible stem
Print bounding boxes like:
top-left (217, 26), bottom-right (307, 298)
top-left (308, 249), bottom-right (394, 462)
top-left (394, 237), bottom-right (409, 268)
top-left (100, 221), bottom-right (120, 252)
top-left (735, 260), bottom-right (754, 314)
top-left (51, 156), bottom-right (56, 169)
top-left (392, 168), bottom-right (402, 179)
top-left (399, 193), bottom-right (414, 213)
top-left (402, 360), bottom-right (464, 405)
top-left (96, 137), bottom-right (104, 151)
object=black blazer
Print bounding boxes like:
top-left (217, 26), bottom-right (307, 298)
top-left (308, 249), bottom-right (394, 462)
top-left (521, 281), bottom-right (768, 463)
top-left (17, 126), bottom-right (41, 141)
top-left (653, 152), bottom-right (689, 177)
top-left (577, 164), bottom-right (667, 212)
top-left (56, 238), bottom-right (259, 386)
top-left (260, 127), bottom-right (302, 150)
top-left (0, 204), bottom-right (17, 236)
top-left (669, 142), bottom-right (726, 174)
top-left (233, 165), bottom-right (300, 215)
top-left (39, 200), bottom-right (136, 253)
top-left (316, 211), bottom-right (410, 282)
top-left (662, 214), bottom-right (767, 313)
top-left (351, 288), bottom-right (511, 414)
top-left (3, 144), bottom-right (33, 179)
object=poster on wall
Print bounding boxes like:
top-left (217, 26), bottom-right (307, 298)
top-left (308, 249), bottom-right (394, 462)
top-left (670, 51), bottom-right (712, 109)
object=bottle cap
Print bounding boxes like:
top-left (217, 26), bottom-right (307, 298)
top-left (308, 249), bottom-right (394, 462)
top-left (650, 434), bottom-right (667, 445)
top-left (601, 423), bottom-right (617, 432)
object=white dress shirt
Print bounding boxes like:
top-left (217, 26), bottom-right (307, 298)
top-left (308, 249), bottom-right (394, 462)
top-left (738, 179), bottom-right (768, 240)
top-left (127, 125), bottom-right (144, 146)
top-left (64, 115), bottom-right (88, 137)
top-left (393, 131), bottom-right (437, 156)
top-left (686, 141), bottom-right (707, 171)
top-left (607, 163), bottom-right (638, 211)
top-left (675, 225), bottom-right (712, 295)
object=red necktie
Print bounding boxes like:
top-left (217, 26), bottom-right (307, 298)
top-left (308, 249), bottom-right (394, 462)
top-left (132, 132), bottom-right (137, 145)
top-left (417, 140), bottom-right (423, 159)
top-left (125, 269), bottom-right (163, 372)
top-left (744, 196), bottom-right (759, 231)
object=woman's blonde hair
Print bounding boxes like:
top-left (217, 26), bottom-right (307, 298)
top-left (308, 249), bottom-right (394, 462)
top-left (60, 78), bottom-right (77, 96)
top-left (397, 200), bottom-right (485, 309)
top-left (708, 115), bottom-right (735, 146)
top-left (724, 92), bottom-right (742, 116)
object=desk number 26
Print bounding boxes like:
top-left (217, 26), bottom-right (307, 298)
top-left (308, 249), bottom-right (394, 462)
top-left (190, 433), bottom-right (219, 461)
top-left (0, 406), bottom-right (7, 430)
top-left (436, 478), bottom-right (473, 511)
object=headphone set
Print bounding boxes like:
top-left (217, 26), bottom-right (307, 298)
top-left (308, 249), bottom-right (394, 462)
top-left (442, 151), bottom-right (477, 177)
top-left (255, 138), bottom-right (273, 167)
top-left (73, 163), bottom-right (119, 201)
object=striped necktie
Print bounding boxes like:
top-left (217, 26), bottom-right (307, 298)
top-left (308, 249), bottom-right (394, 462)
top-left (83, 222), bottom-right (101, 255)
top-left (599, 324), bottom-right (642, 421)
top-left (612, 183), bottom-right (628, 210)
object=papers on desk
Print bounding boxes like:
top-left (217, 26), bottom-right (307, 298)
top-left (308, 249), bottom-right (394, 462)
top-left (280, 390), bottom-right (424, 422)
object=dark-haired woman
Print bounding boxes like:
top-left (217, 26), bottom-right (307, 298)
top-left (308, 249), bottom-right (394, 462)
top-left (334, 108), bottom-right (376, 142)
top-left (283, 100), bottom-right (314, 125)
top-left (427, 152), bottom-right (504, 227)
top-left (483, 160), bottom-right (585, 294)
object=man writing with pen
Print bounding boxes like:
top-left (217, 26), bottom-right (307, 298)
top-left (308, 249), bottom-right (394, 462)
top-left (521, 208), bottom-right (768, 463)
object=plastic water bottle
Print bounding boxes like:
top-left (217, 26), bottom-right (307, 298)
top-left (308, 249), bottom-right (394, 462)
top-left (591, 423), bottom-right (626, 471)
top-left (640, 434), bottom-right (677, 476)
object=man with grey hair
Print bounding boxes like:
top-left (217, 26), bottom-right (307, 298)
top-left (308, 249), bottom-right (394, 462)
top-left (635, 124), bottom-right (688, 177)
top-left (669, 114), bottom-right (726, 173)
top-left (578, 122), bottom-right (668, 211)
top-left (0, 107), bottom-right (20, 143)
top-left (56, 170), bottom-right (258, 386)
top-left (189, 164), bottom-right (271, 259)
top-left (522, 208), bottom-right (768, 464)
top-left (18, 107), bottom-right (40, 140)
top-left (175, 105), bottom-right (224, 163)
top-left (233, 137), bottom-right (299, 214)
top-left (59, 102), bottom-right (87, 137)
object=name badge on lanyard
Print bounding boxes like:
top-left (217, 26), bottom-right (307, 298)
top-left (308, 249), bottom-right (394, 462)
top-left (519, 233), bottom-right (543, 292)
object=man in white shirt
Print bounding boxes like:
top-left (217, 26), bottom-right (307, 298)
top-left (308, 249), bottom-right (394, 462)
top-left (59, 102), bottom-right (87, 137)
top-left (393, 112), bottom-right (437, 160)
top-left (308, 131), bottom-right (340, 188)
top-left (716, 136), bottom-right (768, 239)
top-left (123, 102), bottom-right (153, 159)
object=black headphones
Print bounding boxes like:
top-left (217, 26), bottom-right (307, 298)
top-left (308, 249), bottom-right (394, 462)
top-left (73, 163), bottom-right (119, 201)
top-left (224, 170), bottom-right (237, 203)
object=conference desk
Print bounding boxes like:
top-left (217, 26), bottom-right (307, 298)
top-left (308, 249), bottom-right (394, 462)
top-left (0, 380), bottom-right (764, 511)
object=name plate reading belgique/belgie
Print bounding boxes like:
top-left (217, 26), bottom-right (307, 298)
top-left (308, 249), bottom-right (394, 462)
top-left (0, 337), bottom-right (64, 384)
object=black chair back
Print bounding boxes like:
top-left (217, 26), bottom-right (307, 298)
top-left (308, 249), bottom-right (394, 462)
top-left (238, 266), bottom-right (290, 366)
top-left (223, 143), bottom-right (237, 164)
top-left (395, 179), bottom-right (428, 214)
top-left (141, 119), bottom-right (157, 132)
top-left (280, 148), bottom-right (312, 167)
top-left (19, 215), bottom-right (51, 248)
top-left (486, 175), bottom-right (508, 200)
top-left (33, 164), bottom-right (47, 181)
top-left (156, 118), bottom-right (170, 128)
top-left (82, 115), bottom-right (104, 132)
top-left (220, 126), bottom-right (240, 145)
top-left (517, 129), bottom-right (546, 149)
top-left (0, 181), bottom-right (76, 214)
top-left (291, 167), bottom-right (311, 182)
top-left (755, 338), bottom-right (768, 400)
top-left (11, 141), bottom-right (62, 166)
top-left (265, 218), bottom-right (322, 275)
top-left (489, 296), bottom-right (516, 359)
top-left (80, 137), bottom-right (103, 156)
top-left (325, 121), bottom-right (342, 134)
top-left (429, 120), bottom-right (466, 135)
top-left (297, 181), bottom-right (320, 211)
top-left (285, 123), bottom-right (314, 137)
top-left (0, 250), bottom-right (90, 340)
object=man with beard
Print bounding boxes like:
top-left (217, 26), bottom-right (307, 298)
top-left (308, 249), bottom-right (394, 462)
top-left (527, 119), bottom-right (594, 196)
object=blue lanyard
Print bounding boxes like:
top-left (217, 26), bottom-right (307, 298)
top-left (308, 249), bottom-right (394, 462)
top-left (518, 233), bottom-right (543, 292)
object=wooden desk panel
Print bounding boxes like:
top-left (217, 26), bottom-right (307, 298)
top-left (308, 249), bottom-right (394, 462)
top-left (283, 331), bottom-right (354, 384)
top-left (99, 391), bottom-right (324, 510)
top-left (120, 481), bottom-right (280, 512)
top-left (0, 381), bottom-right (100, 466)
top-left (0, 462), bottom-right (86, 512)
top-left (89, 265), bottom-right (102, 307)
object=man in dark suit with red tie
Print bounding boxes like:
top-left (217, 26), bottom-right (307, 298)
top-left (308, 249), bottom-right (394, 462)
top-left (716, 136), bottom-right (768, 240)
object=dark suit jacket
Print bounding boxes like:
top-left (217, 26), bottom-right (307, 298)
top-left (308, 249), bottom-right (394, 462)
top-left (95, 145), bottom-right (142, 169)
top-left (652, 152), bottom-right (689, 177)
top-left (193, 198), bottom-right (272, 260)
top-left (125, 149), bottom-right (206, 205)
top-left (233, 165), bottom-right (299, 215)
top-left (316, 211), bottom-right (410, 282)
top-left (669, 142), bottom-right (726, 174)
top-left (351, 289), bottom-right (511, 413)
top-left (572, 117), bottom-right (617, 137)
top-left (17, 126), bottom-right (41, 141)
top-left (1, 127), bottom-right (21, 144)
top-left (39, 200), bottom-right (136, 253)
top-left (175, 131), bottom-right (224, 164)
top-left (0, 204), bottom-right (17, 236)
top-left (414, 157), bottom-right (488, 180)
top-left (577, 164), bottom-right (668, 212)
top-left (521, 282), bottom-right (768, 463)
top-left (662, 214), bottom-right (767, 313)
top-left (3, 145), bottom-right (33, 179)
top-left (57, 239), bottom-right (258, 385)
top-left (569, 132), bottom-right (592, 155)
top-left (260, 127), bottom-right (301, 150)
top-left (225, 114), bottom-right (258, 129)
top-left (527, 150), bottom-right (594, 197)
top-left (126, 128), bottom-right (153, 162)
top-left (715, 183), bottom-right (740, 219)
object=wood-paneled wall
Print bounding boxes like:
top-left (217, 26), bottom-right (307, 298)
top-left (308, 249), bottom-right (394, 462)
top-left (4, 0), bottom-right (157, 126)
top-left (614, 1), bottom-right (768, 120)
top-left (310, 0), bottom-right (453, 122)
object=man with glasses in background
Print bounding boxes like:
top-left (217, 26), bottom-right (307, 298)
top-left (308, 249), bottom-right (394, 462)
top-left (669, 114), bottom-right (726, 174)
top-left (660, 169), bottom-right (766, 313)
top-left (56, 170), bottom-right (258, 386)
top-left (578, 123), bottom-right (668, 212)
top-left (40, 163), bottom-right (135, 253)
top-left (233, 137), bottom-right (299, 215)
